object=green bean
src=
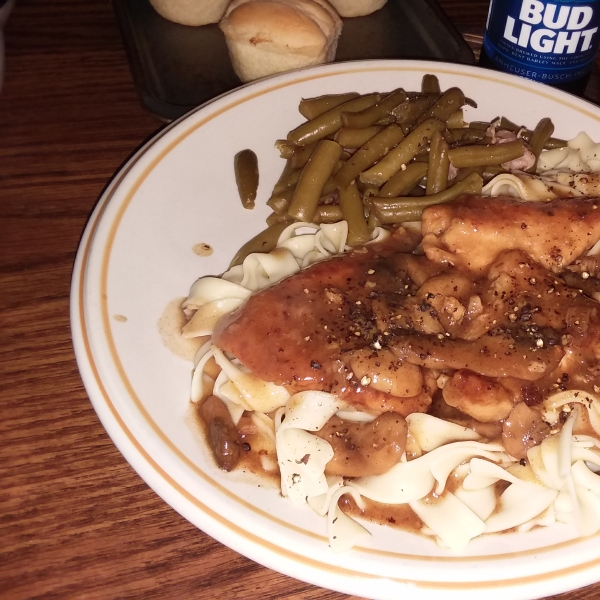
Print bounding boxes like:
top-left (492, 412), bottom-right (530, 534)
top-left (290, 142), bottom-right (319, 169)
top-left (359, 118), bottom-right (446, 186)
top-left (520, 130), bottom-right (567, 149)
top-left (454, 165), bottom-right (485, 183)
top-left (415, 87), bottom-right (466, 126)
top-left (272, 159), bottom-right (298, 194)
top-left (287, 140), bottom-right (343, 222)
top-left (369, 172), bottom-right (483, 223)
top-left (526, 117), bottom-right (554, 170)
top-left (446, 128), bottom-right (486, 144)
top-left (446, 110), bottom-right (465, 129)
top-left (379, 162), bottom-right (428, 197)
top-left (468, 121), bottom-right (491, 132)
top-left (421, 74), bottom-right (441, 94)
top-left (339, 181), bottom-right (371, 246)
top-left (483, 165), bottom-right (506, 177)
top-left (408, 184), bottom-right (426, 196)
top-left (321, 174), bottom-right (339, 197)
top-left (229, 221), bottom-right (291, 268)
top-left (287, 94), bottom-right (381, 146)
top-left (448, 139), bottom-right (525, 168)
top-left (335, 124), bottom-right (405, 189)
top-left (266, 212), bottom-right (294, 227)
top-left (367, 210), bottom-right (382, 230)
top-left (341, 89), bottom-right (407, 129)
top-left (275, 140), bottom-right (296, 159)
top-left (313, 204), bottom-right (343, 224)
top-left (335, 125), bottom-right (384, 148)
top-left (426, 130), bottom-right (449, 195)
top-left (391, 95), bottom-right (438, 128)
top-left (267, 184), bottom-right (295, 215)
top-left (498, 116), bottom-right (521, 131)
top-left (234, 149), bottom-right (259, 210)
top-left (299, 93), bottom-right (361, 120)
top-left (358, 180), bottom-right (381, 198)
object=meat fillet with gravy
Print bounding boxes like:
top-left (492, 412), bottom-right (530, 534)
top-left (213, 196), bottom-right (600, 424)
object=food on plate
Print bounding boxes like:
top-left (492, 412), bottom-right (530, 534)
top-left (219, 0), bottom-right (342, 83)
top-left (149, 0), bottom-right (230, 25)
top-left (181, 75), bottom-right (600, 553)
top-left (234, 149), bottom-right (259, 209)
top-left (327, 0), bottom-right (387, 17)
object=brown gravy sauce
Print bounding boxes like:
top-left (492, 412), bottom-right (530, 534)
top-left (340, 495), bottom-right (424, 535)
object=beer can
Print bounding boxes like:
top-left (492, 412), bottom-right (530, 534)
top-left (481, 0), bottom-right (600, 93)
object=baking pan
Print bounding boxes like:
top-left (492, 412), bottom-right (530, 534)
top-left (112, 0), bottom-right (475, 121)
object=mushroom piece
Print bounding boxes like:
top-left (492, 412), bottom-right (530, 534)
top-left (442, 370), bottom-right (515, 423)
top-left (314, 412), bottom-right (407, 478)
top-left (199, 395), bottom-right (242, 471)
top-left (502, 401), bottom-right (551, 460)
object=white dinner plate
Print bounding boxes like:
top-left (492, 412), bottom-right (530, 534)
top-left (71, 60), bottom-right (600, 600)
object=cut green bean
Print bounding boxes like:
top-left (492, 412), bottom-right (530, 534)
top-left (313, 204), bottom-right (343, 224)
top-left (335, 125), bottom-right (384, 148)
top-left (271, 160), bottom-right (298, 194)
top-left (446, 128), bottom-right (487, 144)
top-left (369, 172), bottom-right (483, 223)
top-left (335, 124), bottom-right (405, 189)
top-left (299, 93), bottom-right (361, 120)
top-left (421, 74), bottom-right (441, 94)
top-left (391, 95), bottom-right (439, 128)
top-left (287, 94), bottom-right (380, 146)
top-left (448, 139), bottom-right (525, 168)
top-left (267, 184), bottom-right (295, 215)
top-left (359, 118), bottom-right (446, 186)
top-left (234, 149), bottom-right (259, 210)
top-left (520, 130), bottom-right (567, 149)
top-left (229, 221), bottom-right (291, 268)
top-left (426, 130), bottom-right (449, 195)
top-left (367, 211), bottom-right (381, 230)
top-left (339, 181), bottom-right (371, 246)
top-left (408, 184), bottom-right (426, 196)
top-left (358, 180), bottom-right (381, 198)
top-left (379, 162), bottom-right (428, 197)
top-left (288, 140), bottom-right (343, 222)
top-left (415, 87), bottom-right (466, 126)
top-left (526, 117), bottom-right (554, 171)
top-left (454, 165), bottom-right (485, 183)
top-left (341, 89), bottom-right (407, 129)
top-left (275, 140), bottom-right (296, 159)
top-left (446, 109), bottom-right (465, 129)
top-left (290, 141), bottom-right (319, 169)
top-left (266, 212), bottom-right (294, 227)
top-left (468, 121), bottom-right (492, 131)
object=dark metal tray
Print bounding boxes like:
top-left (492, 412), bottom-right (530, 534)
top-left (113, 0), bottom-right (475, 121)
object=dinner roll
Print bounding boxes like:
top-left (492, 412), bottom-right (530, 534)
top-left (219, 0), bottom-right (343, 83)
top-left (149, 0), bottom-right (230, 26)
top-left (326, 0), bottom-right (387, 17)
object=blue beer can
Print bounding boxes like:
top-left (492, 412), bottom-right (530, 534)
top-left (481, 0), bottom-right (600, 91)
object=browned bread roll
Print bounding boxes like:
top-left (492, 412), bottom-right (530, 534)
top-left (219, 0), bottom-right (343, 83)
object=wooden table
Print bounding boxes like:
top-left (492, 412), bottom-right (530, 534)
top-left (1, 1), bottom-right (599, 598)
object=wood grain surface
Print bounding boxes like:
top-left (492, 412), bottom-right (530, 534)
top-left (1, 1), bottom-right (599, 598)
